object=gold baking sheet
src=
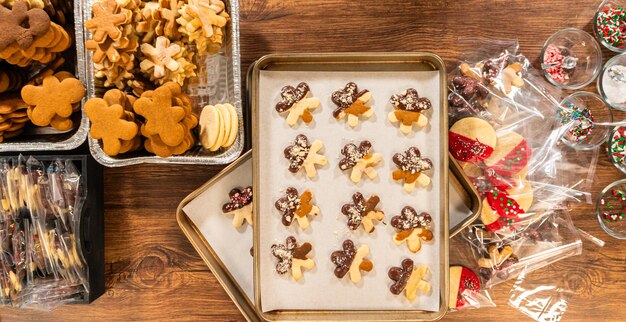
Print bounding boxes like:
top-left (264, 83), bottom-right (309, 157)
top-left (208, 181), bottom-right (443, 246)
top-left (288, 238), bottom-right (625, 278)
top-left (252, 53), bottom-right (448, 321)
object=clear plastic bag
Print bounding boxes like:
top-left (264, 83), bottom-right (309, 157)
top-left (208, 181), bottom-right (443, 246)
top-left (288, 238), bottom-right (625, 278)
top-left (447, 39), bottom-right (595, 287)
top-left (448, 234), bottom-right (495, 312)
top-left (508, 267), bottom-right (573, 322)
top-left (462, 209), bottom-right (581, 288)
top-left (0, 156), bottom-right (88, 311)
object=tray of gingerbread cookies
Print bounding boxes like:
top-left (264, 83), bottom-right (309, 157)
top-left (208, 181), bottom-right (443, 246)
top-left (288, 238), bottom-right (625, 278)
top-left (0, 0), bottom-right (90, 151)
top-left (176, 148), bottom-right (480, 321)
top-left (251, 53), bottom-right (450, 321)
top-left (81, 0), bottom-right (244, 166)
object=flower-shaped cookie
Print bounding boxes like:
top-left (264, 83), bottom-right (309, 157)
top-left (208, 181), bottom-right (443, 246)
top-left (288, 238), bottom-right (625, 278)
top-left (271, 236), bottom-right (314, 281)
top-left (341, 192), bottom-right (384, 233)
top-left (140, 36), bottom-right (182, 79)
top-left (330, 240), bottom-right (373, 284)
top-left (388, 259), bottom-right (431, 302)
top-left (391, 206), bottom-right (433, 253)
top-left (388, 88), bottom-right (431, 133)
top-left (339, 140), bottom-right (382, 183)
top-left (222, 186), bottom-right (253, 228)
top-left (331, 82), bottom-right (373, 128)
top-left (85, 0), bottom-right (132, 43)
top-left (283, 134), bottom-right (327, 178)
top-left (275, 187), bottom-right (319, 229)
top-left (392, 147), bottom-right (432, 192)
top-left (176, 0), bottom-right (229, 55)
top-left (275, 82), bottom-right (320, 126)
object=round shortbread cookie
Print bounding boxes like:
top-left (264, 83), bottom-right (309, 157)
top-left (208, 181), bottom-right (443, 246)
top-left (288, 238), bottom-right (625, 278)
top-left (484, 131), bottom-right (530, 177)
top-left (449, 266), bottom-right (481, 309)
top-left (449, 117), bottom-right (497, 162)
top-left (209, 107), bottom-right (226, 152)
top-left (224, 103), bottom-right (238, 148)
top-left (199, 105), bottom-right (220, 149)
top-left (215, 104), bottom-right (231, 148)
top-left (481, 179), bottom-right (533, 231)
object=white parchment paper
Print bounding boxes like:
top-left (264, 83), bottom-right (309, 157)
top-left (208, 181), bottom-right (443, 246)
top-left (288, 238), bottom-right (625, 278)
top-left (258, 70), bottom-right (442, 312)
top-left (183, 157), bottom-right (254, 300)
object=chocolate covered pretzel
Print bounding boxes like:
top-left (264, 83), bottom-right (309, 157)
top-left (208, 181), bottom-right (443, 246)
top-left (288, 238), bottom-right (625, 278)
top-left (330, 240), bottom-right (372, 283)
top-left (222, 186), bottom-right (253, 227)
top-left (339, 140), bottom-right (382, 183)
top-left (331, 82), bottom-right (373, 128)
top-left (388, 88), bottom-right (431, 133)
top-left (388, 258), bottom-right (431, 302)
top-left (271, 236), bottom-right (314, 281)
top-left (284, 134), bottom-right (327, 178)
top-left (392, 147), bottom-right (433, 192)
top-left (391, 206), bottom-right (433, 253)
top-left (275, 187), bottom-right (319, 230)
top-left (275, 82), bottom-right (320, 126)
top-left (341, 192), bottom-right (384, 233)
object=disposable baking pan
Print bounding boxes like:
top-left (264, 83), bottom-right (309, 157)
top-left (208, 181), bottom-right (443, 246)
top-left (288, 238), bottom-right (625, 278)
top-left (0, 0), bottom-right (89, 152)
top-left (177, 151), bottom-right (479, 321)
top-left (252, 53), bottom-right (448, 321)
top-left (83, 0), bottom-right (244, 166)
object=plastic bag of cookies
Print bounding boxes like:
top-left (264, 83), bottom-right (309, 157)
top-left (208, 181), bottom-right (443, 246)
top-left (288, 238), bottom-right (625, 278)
top-left (448, 40), bottom-right (591, 287)
top-left (83, 0), bottom-right (243, 164)
top-left (0, 0), bottom-right (87, 148)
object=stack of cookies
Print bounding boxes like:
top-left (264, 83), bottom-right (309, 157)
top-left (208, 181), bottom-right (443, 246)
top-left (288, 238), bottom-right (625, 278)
top-left (0, 97), bottom-right (29, 142)
top-left (135, 82), bottom-right (197, 157)
top-left (85, 89), bottom-right (142, 156)
top-left (0, 1), bottom-right (71, 67)
top-left (21, 72), bottom-right (84, 131)
top-left (0, 66), bottom-right (28, 94)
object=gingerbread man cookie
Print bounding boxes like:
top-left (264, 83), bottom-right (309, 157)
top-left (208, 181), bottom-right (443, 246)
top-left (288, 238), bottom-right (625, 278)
top-left (133, 82), bottom-right (186, 147)
top-left (331, 82), bottom-right (373, 128)
top-left (392, 147), bottom-right (432, 192)
top-left (388, 88), bottom-right (431, 133)
top-left (283, 134), bottom-right (327, 178)
top-left (391, 206), bottom-right (433, 253)
top-left (271, 236), bottom-right (314, 281)
top-left (275, 187), bottom-right (319, 230)
top-left (330, 240), bottom-right (373, 284)
top-left (449, 117), bottom-right (497, 162)
top-left (222, 186), bottom-right (253, 228)
top-left (22, 75), bottom-right (85, 129)
top-left (275, 82), bottom-right (320, 126)
top-left (341, 192), bottom-right (384, 233)
top-left (389, 259), bottom-right (431, 302)
top-left (339, 140), bottom-right (382, 183)
top-left (85, 94), bottom-right (139, 156)
top-left (0, 1), bottom-right (50, 50)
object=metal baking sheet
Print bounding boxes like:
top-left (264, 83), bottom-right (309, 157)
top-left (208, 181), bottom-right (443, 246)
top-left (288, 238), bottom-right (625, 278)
top-left (83, 0), bottom-right (244, 166)
top-left (252, 53), bottom-right (448, 321)
top-left (0, 0), bottom-right (89, 152)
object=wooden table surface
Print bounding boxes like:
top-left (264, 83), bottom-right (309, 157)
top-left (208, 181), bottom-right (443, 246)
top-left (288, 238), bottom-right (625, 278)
top-left (2, 0), bottom-right (625, 320)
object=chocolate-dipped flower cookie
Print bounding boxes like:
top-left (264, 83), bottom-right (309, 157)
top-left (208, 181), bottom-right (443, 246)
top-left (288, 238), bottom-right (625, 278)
top-left (388, 88), bottom-right (432, 134)
top-left (392, 147), bottom-right (432, 192)
top-left (388, 259), bottom-right (431, 302)
top-left (391, 206), bottom-right (433, 253)
top-left (331, 82), bottom-right (373, 128)
top-left (341, 192), bottom-right (384, 233)
top-left (271, 236), bottom-right (314, 281)
top-left (330, 240), bottom-right (372, 284)
top-left (222, 186), bottom-right (253, 227)
top-left (339, 140), bottom-right (382, 183)
top-left (284, 134), bottom-right (327, 178)
top-left (275, 82), bottom-right (320, 126)
top-left (275, 187), bottom-right (319, 230)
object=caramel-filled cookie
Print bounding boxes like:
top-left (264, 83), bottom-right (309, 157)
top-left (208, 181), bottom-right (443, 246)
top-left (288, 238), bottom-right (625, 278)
top-left (388, 88), bottom-right (431, 133)
top-left (275, 187), bottom-right (319, 230)
top-left (331, 82), bottom-right (372, 128)
top-left (391, 206), bottom-right (433, 253)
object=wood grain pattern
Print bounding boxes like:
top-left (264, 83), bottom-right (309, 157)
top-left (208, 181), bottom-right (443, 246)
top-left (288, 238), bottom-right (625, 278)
top-left (1, 0), bottom-right (623, 320)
